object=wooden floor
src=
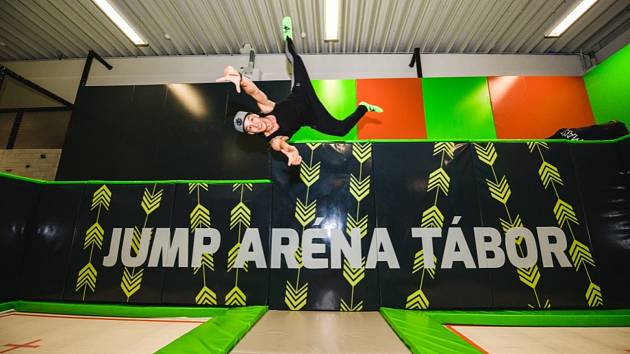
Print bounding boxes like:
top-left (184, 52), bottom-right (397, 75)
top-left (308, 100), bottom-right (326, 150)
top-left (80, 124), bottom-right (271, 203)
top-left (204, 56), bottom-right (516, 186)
top-left (0, 311), bottom-right (206, 354)
top-left (231, 310), bottom-right (410, 354)
top-left (449, 325), bottom-right (630, 354)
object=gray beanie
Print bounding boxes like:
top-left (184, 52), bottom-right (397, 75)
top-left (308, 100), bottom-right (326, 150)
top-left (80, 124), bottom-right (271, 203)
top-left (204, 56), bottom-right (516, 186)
top-left (233, 111), bottom-right (248, 133)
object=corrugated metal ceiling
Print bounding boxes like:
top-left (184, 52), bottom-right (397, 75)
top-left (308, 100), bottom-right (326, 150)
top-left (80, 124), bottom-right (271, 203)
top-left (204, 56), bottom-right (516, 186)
top-left (0, 0), bottom-right (628, 61)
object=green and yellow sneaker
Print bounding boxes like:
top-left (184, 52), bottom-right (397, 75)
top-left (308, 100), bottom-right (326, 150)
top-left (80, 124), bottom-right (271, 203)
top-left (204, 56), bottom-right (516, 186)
top-left (360, 101), bottom-right (384, 113)
top-left (282, 16), bottom-right (293, 40)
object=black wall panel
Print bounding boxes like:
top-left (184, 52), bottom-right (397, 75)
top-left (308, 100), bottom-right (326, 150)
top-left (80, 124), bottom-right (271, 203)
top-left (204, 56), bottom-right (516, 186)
top-left (269, 143), bottom-right (380, 311)
top-left (57, 83), bottom-right (270, 181)
top-left (63, 183), bottom-right (175, 304)
top-left (472, 142), bottom-right (599, 309)
top-left (0, 179), bottom-right (39, 301)
top-left (161, 183), bottom-right (272, 306)
top-left (20, 184), bottom-right (84, 301)
top-left (3, 138), bottom-right (630, 310)
top-left (571, 143), bottom-right (630, 308)
top-left (374, 143), bottom-right (492, 309)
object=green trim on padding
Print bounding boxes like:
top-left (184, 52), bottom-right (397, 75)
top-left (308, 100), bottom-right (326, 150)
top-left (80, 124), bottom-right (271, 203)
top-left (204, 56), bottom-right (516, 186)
top-left (156, 306), bottom-right (267, 354)
top-left (0, 172), bottom-right (272, 185)
top-left (0, 301), bottom-right (17, 312)
top-left (291, 133), bottom-right (630, 144)
top-left (380, 308), bottom-right (630, 354)
top-left (8, 300), bottom-right (228, 318)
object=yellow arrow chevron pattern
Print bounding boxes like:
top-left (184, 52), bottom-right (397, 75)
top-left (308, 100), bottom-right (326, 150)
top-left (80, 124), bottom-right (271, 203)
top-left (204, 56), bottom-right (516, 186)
top-left (295, 247), bottom-right (303, 268)
top-left (569, 240), bottom-right (596, 271)
top-left (227, 242), bottom-right (248, 272)
top-left (412, 250), bottom-right (437, 279)
top-left (427, 167), bottom-right (450, 196)
top-left (190, 203), bottom-right (211, 231)
top-left (433, 142), bottom-right (455, 159)
top-left (500, 215), bottom-right (523, 233)
top-left (350, 174), bottom-right (371, 202)
top-left (230, 202), bottom-right (251, 230)
top-left (486, 175), bottom-right (512, 204)
top-left (527, 141), bottom-right (549, 153)
top-left (141, 188), bottom-right (163, 215)
top-left (225, 285), bottom-right (247, 306)
top-left (340, 298), bottom-right (364, 311)
top-left (474, 143), bottom-right (497, 166)
top-left (307, 143), bottom-right (321, 151)
top-left (554, 198), bottom-right (579, 227)
top-left (352, 143), bottom-right (372, 163)
top-left (295, 199), bottom-right (317, 227)
top-left (300, 162), bottom-right (321, 187)
top-left (75, 262), bottom-right (97, 292)
top-left (499, 215), bottom-right (526, 245)
top-left (194, 252), bottom-right (215, 274)
top-left (91, 185), bottom-right (112, 211)
top-left (517, 265), bottom-right (541, 289)
top-left (83, 222), bottom-right (104, 250)
top-left (586, 282), bottom-right (603, 307)
top-left (188, 183), bottom-right (208, 193)
top-left (538, 161), bottom-right (564, 189)
top-left (342, 257), bottom-right (366, 287)
top-left (195, 286), bottom-right (217, 305)
top-left (121, 268), bottom-right (143, 299)
top-left (346, 214), bottom-right (368, 239)
top-left (405, 288), bottom-right (429, 309)
top-left (232, 183), bottom-right (253, 192)
top-left (420, 205), bottom-right (444, 228)
top-left (284, 281), bottom-right (308, 310)
top-left (130, 226), bottom-right (142, 256)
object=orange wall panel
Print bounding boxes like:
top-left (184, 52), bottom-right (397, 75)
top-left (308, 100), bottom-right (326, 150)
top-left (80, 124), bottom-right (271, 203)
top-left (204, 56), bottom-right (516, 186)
top-left (488, 76), bottom-right (595, 139)
top-left (356, 78), bottom-right (426, 139)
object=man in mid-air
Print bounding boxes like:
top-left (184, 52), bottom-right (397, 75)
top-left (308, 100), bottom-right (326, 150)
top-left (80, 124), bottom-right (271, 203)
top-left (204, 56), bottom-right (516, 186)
top-left (217, 17), bottom-right (382, 166)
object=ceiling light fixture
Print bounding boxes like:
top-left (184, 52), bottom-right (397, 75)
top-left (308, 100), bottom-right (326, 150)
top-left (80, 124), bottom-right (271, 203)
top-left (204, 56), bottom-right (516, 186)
top-left (92, 0), bottom-right (147, 46)
top-left (546, 0), bottom-right (598, 37)
top-left (325, 0), bottom-right (340, 41)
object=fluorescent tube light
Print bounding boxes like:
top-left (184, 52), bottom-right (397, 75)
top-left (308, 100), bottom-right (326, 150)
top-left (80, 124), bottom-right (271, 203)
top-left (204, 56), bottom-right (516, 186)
top-left (325, 0), bottom-right (340, 41)
top-left (93, 0), bottom-right (147, 46)
top-left (546, 0), bottom-right (598, 37)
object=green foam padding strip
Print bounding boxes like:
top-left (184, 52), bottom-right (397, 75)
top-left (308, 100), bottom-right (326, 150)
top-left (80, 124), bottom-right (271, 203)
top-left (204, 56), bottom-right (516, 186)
top-left (290, 79), bottom-right (358, 142)
top-left (291, 133), bottom-right (630, 144)
top-left (0, 301), bottom-right (17, 312)
top-left (422, 77), bottom-right (497, 140)
top-left (0, 171), bottom-right (271, 185)
top-left (584, 43), bottom-right (630, 127)
top-left (11, 300), bottom-right (228, 318)
top-left (380, 308), bottom-right (630, 354)
top-left (156, 306), bottom-right (267, 354)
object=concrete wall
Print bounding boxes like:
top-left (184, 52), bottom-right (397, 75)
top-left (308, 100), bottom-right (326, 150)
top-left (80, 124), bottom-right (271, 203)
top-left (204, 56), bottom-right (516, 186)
top-left (0, 149), bottom-right (61, 180)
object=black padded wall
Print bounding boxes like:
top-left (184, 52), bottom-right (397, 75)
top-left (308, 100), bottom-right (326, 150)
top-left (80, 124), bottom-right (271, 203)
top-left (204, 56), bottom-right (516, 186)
top-left (20, 184), bottom-right (84, 301)
top-left (0, 179), bottom-right (39, 301)
top-left (269, 143), bottom-right (380, 311)
top-left (57, 83), bottom-right (273, 181)
top-left (6, 137), bottom-right (630, 310)
top-left (571, 143), bottom-right (630, 308)
top-left (63, 183), bottom-right (175, 304)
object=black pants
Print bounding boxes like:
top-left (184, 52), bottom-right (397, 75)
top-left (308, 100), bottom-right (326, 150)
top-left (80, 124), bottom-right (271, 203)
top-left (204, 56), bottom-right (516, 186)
top-left (285, 38), bottom-right (367, 136)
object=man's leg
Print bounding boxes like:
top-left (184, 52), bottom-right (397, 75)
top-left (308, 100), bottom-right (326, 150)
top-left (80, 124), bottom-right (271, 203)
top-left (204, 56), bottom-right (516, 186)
top-left (283, 17), bottom-right (380, 137)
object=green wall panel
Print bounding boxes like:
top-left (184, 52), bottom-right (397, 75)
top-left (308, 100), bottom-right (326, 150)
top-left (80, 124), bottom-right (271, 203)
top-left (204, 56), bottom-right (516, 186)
top-left (290, 79), bottom-right (357, 141)
top-left (423, 77), bottom-right (496, 139)
top-left (584, 44), bottom-right (630, 127)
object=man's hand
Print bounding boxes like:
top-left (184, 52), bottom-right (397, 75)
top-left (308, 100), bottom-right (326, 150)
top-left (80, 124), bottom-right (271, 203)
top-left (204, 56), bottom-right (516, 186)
top-left (284, 145), bottom-right (302, 166)
top-left (270, 136), bottom-right (302, 166)
top-left (215, 66), bottom-right (241, 93)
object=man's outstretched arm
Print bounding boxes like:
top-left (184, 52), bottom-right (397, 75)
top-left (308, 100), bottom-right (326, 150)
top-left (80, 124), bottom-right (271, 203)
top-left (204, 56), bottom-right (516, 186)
top-left (216, 66), bottom-right (274, 112)
top-left (270, 136), bottom-right (302, 166)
